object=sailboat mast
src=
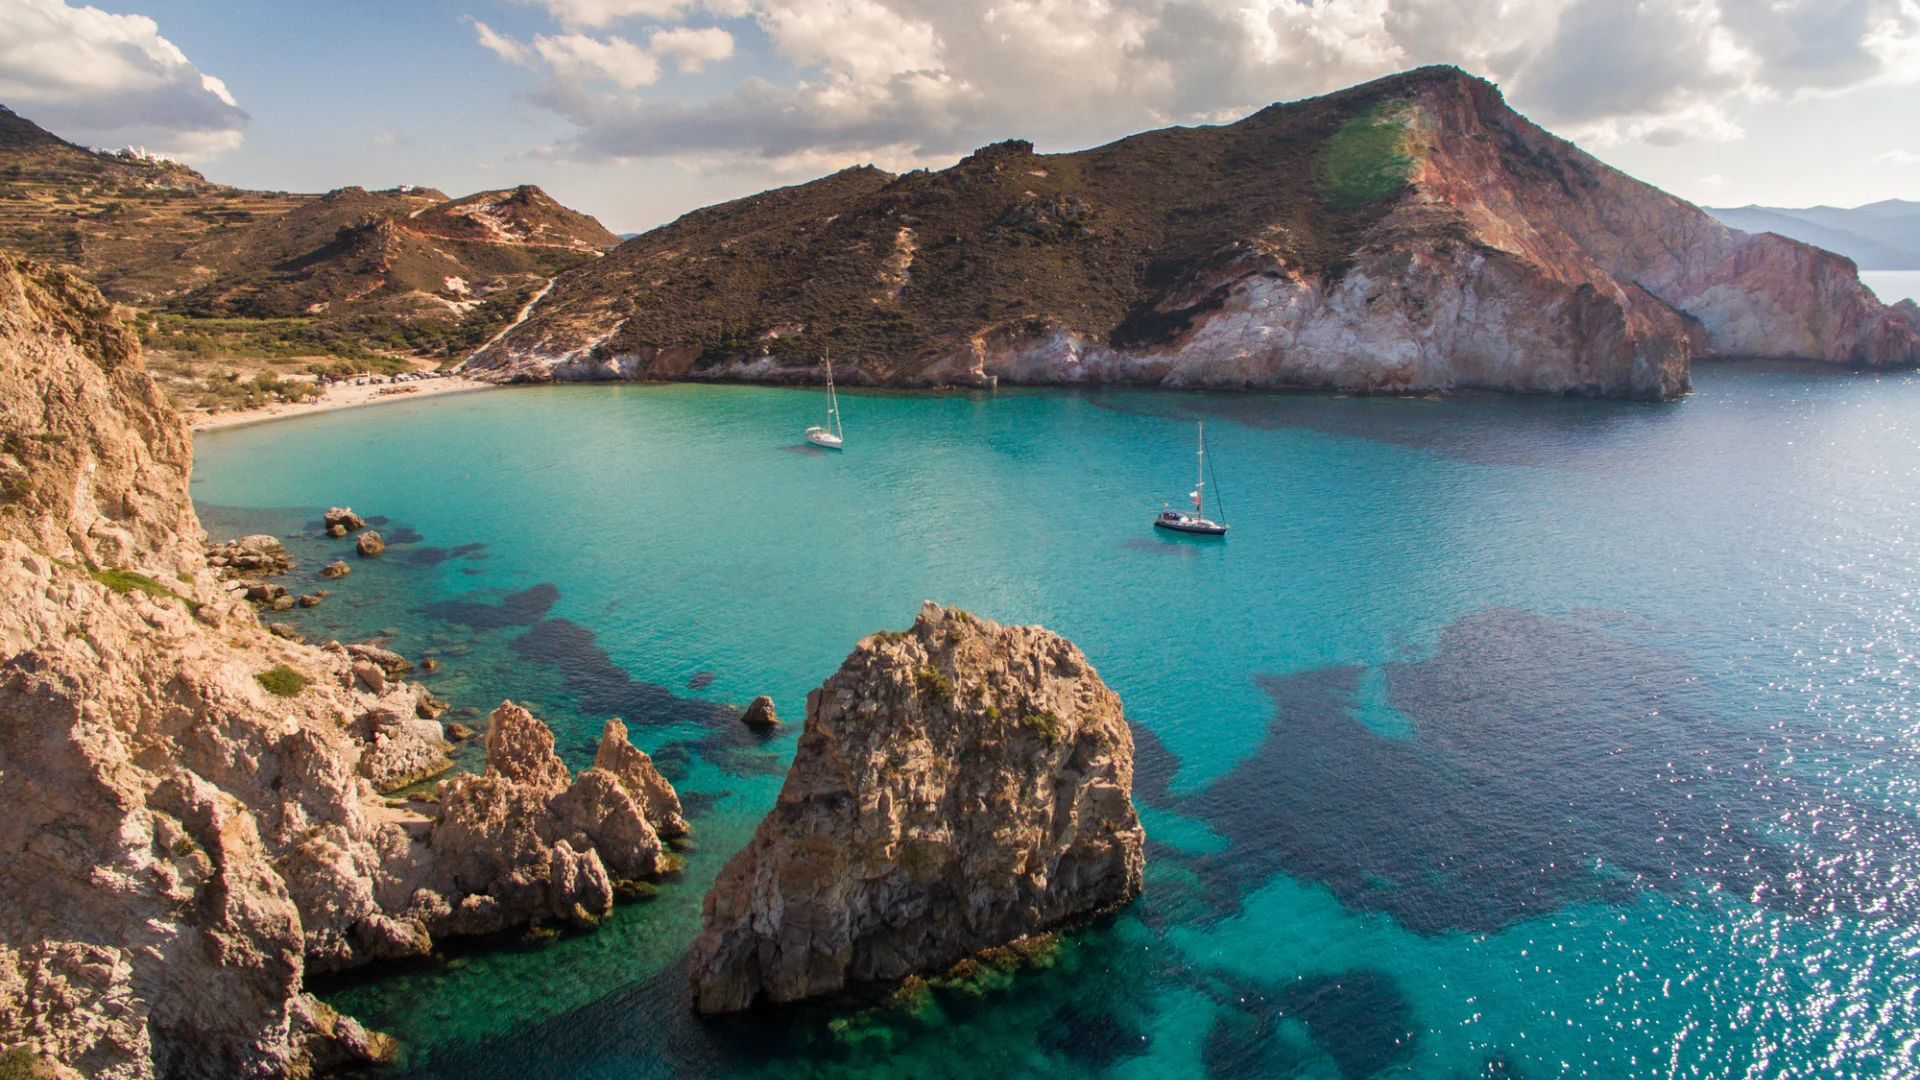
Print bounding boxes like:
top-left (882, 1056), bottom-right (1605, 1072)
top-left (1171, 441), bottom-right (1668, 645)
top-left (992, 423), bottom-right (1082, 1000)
top-left (1196, 422), bottom-right (1206, 517)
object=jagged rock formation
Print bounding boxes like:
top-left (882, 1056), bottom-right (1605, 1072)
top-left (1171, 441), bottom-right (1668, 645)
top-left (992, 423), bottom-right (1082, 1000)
top-left (471, 66), bottom-right (1918, 401)
top-left (0, 252), bottom-right (681, 1077)
top-left (688, 602), bottom-right (1145, 1013)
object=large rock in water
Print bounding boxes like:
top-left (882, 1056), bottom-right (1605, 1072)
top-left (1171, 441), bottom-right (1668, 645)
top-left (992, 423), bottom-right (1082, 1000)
top-left (0, 253), bottom-right (685, 1078)
top-left (687, 602), bottom-right (1145, 1013)
top-left (469, 66), bottom-right (1916, 400)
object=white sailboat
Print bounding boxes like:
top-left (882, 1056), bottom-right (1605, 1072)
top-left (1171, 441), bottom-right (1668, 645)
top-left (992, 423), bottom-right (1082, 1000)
top-left (806, 353), bottom-right (844, 449)
top-left (1154, 421), bottom-right (1228, 535)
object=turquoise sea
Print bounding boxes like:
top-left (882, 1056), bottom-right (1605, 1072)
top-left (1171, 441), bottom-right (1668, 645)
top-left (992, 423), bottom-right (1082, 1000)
top-left (192, 366), bottom-right (1920, 1080)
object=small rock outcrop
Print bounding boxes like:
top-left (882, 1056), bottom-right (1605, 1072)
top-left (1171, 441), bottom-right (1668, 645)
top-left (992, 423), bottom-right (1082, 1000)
top-left (739, 695), bottom-right (779, 731)
top-left (323, 507), bottom-right (366, 534)
top-left (425, 706), bottom-right (686, 928)
top-left (319, 560), bottom-right (350, 579)
top-left (687, 602), bottom-right (1145, 1014)
top-left (355, 531), bottom-right (384, 558)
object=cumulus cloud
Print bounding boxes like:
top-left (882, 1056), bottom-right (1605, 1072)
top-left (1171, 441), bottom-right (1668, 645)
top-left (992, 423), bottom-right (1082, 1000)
top-left (474, 0), bottom-right (1920, 166)
top-left (0, 0), bottom-right (248, 159)
top-left (472, 19), bottom-right (737, 88)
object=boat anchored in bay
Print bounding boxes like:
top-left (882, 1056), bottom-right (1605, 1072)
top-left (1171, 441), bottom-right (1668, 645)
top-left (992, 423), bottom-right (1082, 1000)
top-left (806, 353), bottom-right (845, 450)
top-left (1155, 421), bottom-right (1228, 536)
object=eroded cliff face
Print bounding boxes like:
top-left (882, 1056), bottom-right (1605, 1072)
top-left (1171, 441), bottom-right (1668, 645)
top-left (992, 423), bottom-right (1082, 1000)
top-left (688, 602), bottom-right (1145, 1014)
top-left (468, 67), bottom-right (1917, 401)
top-left (0, 253), bottom-right (681, 1078)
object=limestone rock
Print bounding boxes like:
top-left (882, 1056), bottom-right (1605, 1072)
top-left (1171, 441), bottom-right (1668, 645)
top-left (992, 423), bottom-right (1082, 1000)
top-left (740, 695), bottom-right (779, 731)
top-left (483, 701), bottom-right (572, 793)
top-left (420, 702), bottom-right (684, 933)
top-left (594, 718), bottom-right (688, 837)
top-left (345, 641), bottom-right (412, 675)
top-left (319, 560), bottom-right (350, 579)
top-left (355, 704), bottom-right (452, 793)
top-left (687, 602), bottom-right (1145, 1014)
top-left (355, 531), bottom-right (384, 558)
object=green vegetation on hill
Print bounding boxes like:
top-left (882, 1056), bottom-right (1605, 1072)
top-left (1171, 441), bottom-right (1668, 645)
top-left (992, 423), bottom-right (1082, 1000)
top-left (1317, 101), bottom-right (1417, 208)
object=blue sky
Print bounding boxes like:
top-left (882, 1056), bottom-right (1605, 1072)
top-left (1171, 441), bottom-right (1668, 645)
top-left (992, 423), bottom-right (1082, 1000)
top-left (2, 0), bottom-right (1917, 233)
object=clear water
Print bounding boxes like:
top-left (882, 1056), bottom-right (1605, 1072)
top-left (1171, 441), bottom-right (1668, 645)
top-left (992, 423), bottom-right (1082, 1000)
top-left (190, 364), bottom-right (1920, 1080)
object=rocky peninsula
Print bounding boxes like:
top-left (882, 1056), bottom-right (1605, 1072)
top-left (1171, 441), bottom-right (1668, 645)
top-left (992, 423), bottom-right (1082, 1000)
top-left (0, 253), bottom-right (684, 1078)
top-left (688, 602), bottom-right (1145, 1013)
top-left (467, 67), bottom-right (1918, 401)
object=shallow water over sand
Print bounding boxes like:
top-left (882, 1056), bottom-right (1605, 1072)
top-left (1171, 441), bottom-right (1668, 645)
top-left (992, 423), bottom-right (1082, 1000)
top-left (193, 364), bottom-right (1920, 1079)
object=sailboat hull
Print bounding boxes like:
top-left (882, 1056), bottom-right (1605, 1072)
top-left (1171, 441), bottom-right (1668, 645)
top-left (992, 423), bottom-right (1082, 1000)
top-left (1155, 516), bottom-right (1226, 536)
top-left (806, 429), bottom-right (844, 449)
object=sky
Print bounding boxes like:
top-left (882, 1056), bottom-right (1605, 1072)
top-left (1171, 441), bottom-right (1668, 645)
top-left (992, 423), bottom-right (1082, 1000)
top-left (0, 0), bottom-right (1916, 234)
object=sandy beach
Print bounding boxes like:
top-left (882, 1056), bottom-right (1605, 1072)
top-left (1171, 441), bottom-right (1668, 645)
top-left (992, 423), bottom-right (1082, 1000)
top-left (187, 374), bottom-right (496, 433)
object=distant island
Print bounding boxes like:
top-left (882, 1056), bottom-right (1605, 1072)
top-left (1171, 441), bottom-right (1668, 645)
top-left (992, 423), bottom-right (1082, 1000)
top-left (1706, 201), bottom-right (1920, 272)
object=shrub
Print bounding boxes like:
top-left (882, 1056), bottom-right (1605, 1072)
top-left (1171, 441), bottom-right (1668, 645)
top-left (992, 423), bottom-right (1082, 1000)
top-left (914, 665), bottom-right (954, 703)
top-left (92, 568), bottom-right (194, 612)
top-left (256, 666), bottom-right (309, 697)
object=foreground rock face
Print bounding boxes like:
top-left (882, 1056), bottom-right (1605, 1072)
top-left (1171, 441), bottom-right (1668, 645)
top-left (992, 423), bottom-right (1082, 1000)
top-left (0, 253), bottom-right (682, 1077)
top-left (688, 602), bottom-right (1145, 1014)
top-left (471, 67), bottom-right (1916, 401)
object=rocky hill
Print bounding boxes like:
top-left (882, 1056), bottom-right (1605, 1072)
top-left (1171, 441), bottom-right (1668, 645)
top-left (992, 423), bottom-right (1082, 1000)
top-left (0, 252), bottom-right (678, 1078)
top-left (689, 602), bottom-right (1144, 1013)
top-left (0, 105), bottom-right (618, 363)
top-left (468, 66), bottom-right (1920, 401)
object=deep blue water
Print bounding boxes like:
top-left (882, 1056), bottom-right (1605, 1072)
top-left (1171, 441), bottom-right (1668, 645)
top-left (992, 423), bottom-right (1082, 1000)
top-left (191, 365), bottom-right (1920, 1079)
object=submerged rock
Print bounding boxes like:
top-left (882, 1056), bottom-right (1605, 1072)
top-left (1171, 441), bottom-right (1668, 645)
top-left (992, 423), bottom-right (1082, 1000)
top-left (687, 602), bottom-right (1145, 1013)
top-left (739, 695), bottom-right (779, 731)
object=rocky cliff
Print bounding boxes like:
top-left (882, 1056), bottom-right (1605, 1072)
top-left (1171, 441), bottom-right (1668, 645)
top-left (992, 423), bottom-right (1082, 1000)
top-left (688, 602), bottom-right (1144, 1014)
top-left (468, 66), bottom-right (1918, 401)
top-left (0, 252), bottom-right (680, 1078)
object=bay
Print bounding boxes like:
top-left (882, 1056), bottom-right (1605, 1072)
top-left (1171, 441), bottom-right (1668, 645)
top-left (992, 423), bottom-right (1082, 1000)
top-left (191, 364), bottom-right (1920, 1079)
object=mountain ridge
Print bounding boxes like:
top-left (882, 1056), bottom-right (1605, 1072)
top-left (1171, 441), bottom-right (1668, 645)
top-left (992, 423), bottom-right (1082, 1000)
top-left (1705, 201), bottom-right (1920, 271)
top-left (467, 66), bottom-right (1919, 400)
top-left (0, 105), bottom-right (619, 362)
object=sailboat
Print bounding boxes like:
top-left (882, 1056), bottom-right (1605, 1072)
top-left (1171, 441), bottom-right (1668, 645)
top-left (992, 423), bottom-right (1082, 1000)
top-left (806, 353), bottom-right (844, 449)
top-left (1154, 421), bottom-right (1228, 535)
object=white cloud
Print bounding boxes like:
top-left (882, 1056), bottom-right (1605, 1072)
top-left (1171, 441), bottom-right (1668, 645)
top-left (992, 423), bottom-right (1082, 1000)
top-left (649, 25), bottom-right (735, 72)
top-left (0, 0), bottom-right (249, 159)
top-left (534, 32), bottom-right (663, 88)
top-left (472, 20), bottom-right (739, 88)
top-left (473, 19), bottom-right (534, 66)
top-left (475, 0), bottom-right (1920, 165)
top-left (515, 0), bottom-right (698, 30)
top-left (1873, 148), bottom-right (1920, 165)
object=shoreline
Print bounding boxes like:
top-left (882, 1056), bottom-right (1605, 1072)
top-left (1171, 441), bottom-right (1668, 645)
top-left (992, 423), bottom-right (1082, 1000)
top-left (187, 374), bottom-right (495, 433)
